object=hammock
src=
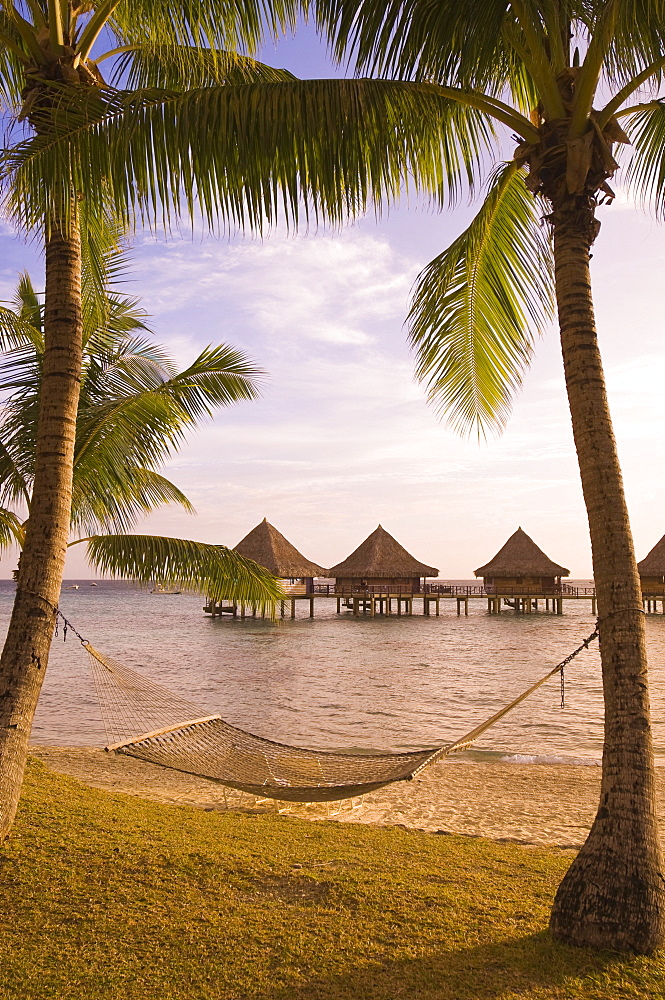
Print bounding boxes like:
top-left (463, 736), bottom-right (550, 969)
top-left (84, 628), bottom-right (598, 803)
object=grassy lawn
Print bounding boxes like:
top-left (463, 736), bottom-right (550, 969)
top-left (0, 759), bottom-right (663, 999)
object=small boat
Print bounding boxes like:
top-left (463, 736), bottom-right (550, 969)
top-left (64, 585), bottom-right (79, 591)
top-left (90, 583), bottom-right (98, 587)
top-left (150, 584), bottom-right (181, 595)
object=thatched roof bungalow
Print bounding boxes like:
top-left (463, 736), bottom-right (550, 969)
top-left (637, 535), bottom-right (665, 594)
top-left (328, 525), bottom-right (438, 594)
top-left (234, 518), bottom-right (326, 594)
top-left (474, 527), bottom-right (569, 594)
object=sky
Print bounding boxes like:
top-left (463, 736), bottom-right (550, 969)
top-left (1, 26), bottom-right (665, 580)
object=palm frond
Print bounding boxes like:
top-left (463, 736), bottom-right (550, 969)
top-left (0, 506), bottom-right (25, 550)
top-left (408, 163), bottom-right (554, 437)
top-left (83, 293), bottom-right (152, 354)
top-left (82, 331), bottom-right (174, 389)
top-left (109, 44), bottom-right (297, 90)
top-left (0, 341), bottom-right (44, 492)
top-left (314, 0), bottom-right (519, 95)
top-left (623, 100), bottom-right (665, 216)
top-left (12, 271), bottom-right (41, 325)
top-left (74, 342), bottom-right (262, 480)
top-left (70, 467), bottom-right (194, 535)
top-left (108, 0), bottom-right (301, 60)
top-left (84, 533), bottom-right (285, 608)
top-left (602, 0), bottom-right (665, 91)
top-left (0, 10), bottom-right (31, 110)
top-left (79, 203), bottom-right (129, 290)
top-left (0, 305), bottom-right (43, 350)
top-left (0, 435), bottom-right (30, 506)
top-left (506, 52), bottom-right (540, 119)
top-left (3, 79), bottom-right (494, 236)
top-left (78, 202), bottom-right (134, 346)
top-left (147, 344), bottom-right (263, 416)
top-left (0, 339), bottom-right (44, 395)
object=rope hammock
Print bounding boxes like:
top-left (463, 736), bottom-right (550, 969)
top-left (76, 623), bottom-right (599, 803)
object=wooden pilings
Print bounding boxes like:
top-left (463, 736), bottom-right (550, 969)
top-left (204, 591), bottom-right (599, 620)
top-left (644, 597), bottom-right (665, 614)
top-left (487, 595), bottom-right (566, 615)
top-left (286, 596), bottom-right (314, 618)
top-left (203, 602), bottom-right (238, 617)
top-left (352, 594), bottom-right (415, 616)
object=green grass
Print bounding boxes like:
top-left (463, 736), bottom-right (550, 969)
top-left (0, 760), bottom-right (663, 999)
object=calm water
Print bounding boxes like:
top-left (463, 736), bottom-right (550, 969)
top-left (3, 581), bottom-right (664, 765)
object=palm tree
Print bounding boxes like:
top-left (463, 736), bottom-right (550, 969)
top-left (311, 0), bottom-right (665, 954)
top-left (0, 1), bottom-right (464, 842)
top-left (5, 4), bottom-right (661, 954)
top-left (0, 267), bottom-right (283, 601)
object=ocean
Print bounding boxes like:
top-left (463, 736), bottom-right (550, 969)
top-left (2, 580), bottom-right (663, 765)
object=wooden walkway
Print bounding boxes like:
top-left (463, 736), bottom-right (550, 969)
top-left (204, 588), bottom-right (602, 619)
top-left (203, 582), bottom-right (665, 619)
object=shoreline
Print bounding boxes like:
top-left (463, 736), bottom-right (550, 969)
top-left (30, 747), bottom-right (665, 850)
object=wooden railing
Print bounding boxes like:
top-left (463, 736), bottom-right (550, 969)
top-left (312, 584), bottom-right (422, 596)
top-left (310, 582), bottom-right (598, 597)
top-left (481, 584), bottom-right (596, 597)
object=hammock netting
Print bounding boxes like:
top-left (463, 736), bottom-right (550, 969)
top-left (85, 630), bottom-right (596, 803)
top-left (87, 644), bottom-right (444, 801)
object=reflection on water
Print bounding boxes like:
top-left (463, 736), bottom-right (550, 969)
top-left (1, 581), bottom-right (662, 764)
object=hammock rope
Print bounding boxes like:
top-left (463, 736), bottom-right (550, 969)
top-left (71, 620), bottom-right (599, 804)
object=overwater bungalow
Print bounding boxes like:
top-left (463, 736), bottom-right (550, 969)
top-left (474, 527), bottom-right (569, 596)
top-left (328, 524), bottom-right (438, 595)
top-left (234, 518), bottom-right (326, 595)
top-left (637, 534), bottom-right (665, 600)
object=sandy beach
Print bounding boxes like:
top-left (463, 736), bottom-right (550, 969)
top-left (30, 747), bottom-right (665, 850)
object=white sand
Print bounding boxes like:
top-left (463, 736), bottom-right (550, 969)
top-left (31, 746), bottom-right (663, 851)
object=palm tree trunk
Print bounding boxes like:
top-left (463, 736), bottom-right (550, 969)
top-left (548, 212), bottom-right (665, 953)
top-left (0, 217), bottom-right (83, 842)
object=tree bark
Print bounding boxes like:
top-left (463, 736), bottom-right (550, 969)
top-left (0, 218), bottom-right (83, 841)
top-left (549, 211), bottom-right (665, 953)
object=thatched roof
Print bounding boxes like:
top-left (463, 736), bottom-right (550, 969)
top-left (637, 535), bottom-right (665, 575)
top-left (474, 527), bottom-right (569, 577)
top-left (234, 519), bottom-right (326, 577)
top-left (328, 525), bottom-right (438, 578)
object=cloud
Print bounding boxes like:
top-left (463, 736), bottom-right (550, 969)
top-left (131, 230), bottom-right (416, 354)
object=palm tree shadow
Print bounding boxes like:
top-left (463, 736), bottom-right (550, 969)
top-left (256, 931), bottom-right (624, 1000)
